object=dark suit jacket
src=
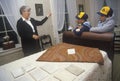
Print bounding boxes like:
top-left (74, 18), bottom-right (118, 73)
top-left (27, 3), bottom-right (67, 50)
top-left (73, 25), bottom-right (90, 36)
top-left (17, 17), bottom-right (48, 56)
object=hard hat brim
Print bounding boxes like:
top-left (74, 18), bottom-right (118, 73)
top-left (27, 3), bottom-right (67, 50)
top-left (97, 12), bottom-right (106, 16)
top-left (76, 16), bottom-right (81, 20)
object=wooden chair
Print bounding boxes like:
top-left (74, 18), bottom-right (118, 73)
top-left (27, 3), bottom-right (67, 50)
top-left (40, 34), bottom-right (52, 50)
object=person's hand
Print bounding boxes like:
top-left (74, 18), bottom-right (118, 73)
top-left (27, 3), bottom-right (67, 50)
top-left (47, 13), bottom-right (52, 17)
top-left (76, 28), bottom-right (81, 32)
top-left (32, 34), bottom-right (40, 40)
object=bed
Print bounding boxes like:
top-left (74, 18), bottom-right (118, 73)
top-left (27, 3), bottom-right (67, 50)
top-left (0, 47), bottom-right (111, 81)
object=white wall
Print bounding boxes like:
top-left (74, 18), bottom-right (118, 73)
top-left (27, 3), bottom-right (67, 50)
top-left (76, 0), bottom-right (85, 13)
top-left (84, 0), bottom-right (102, 27)
top-left (114, 0), bottom-right (120, 26)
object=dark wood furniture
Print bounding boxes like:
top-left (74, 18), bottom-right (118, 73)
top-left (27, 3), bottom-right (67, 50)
top-left (63, 31), bottom-right (115, 61)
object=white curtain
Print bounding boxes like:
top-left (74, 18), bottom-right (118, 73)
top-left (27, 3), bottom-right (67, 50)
top-left (66, 0), bottom-right (77, 27)
top-left (0, 0), bottom-right (25, 34)
top-left (50, 0), bottom-right (65, 43)
top-left (50, 0), bottom-right (65, 31)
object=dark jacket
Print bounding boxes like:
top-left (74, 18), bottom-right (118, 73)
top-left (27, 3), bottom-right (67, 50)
top-left (73, 21), bottom-right (91, 36)
top-left (17, 17), bottom-right (48, 56)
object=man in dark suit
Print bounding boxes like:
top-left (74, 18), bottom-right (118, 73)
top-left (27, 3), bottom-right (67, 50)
top-left (17, 5), bottom-right (51, 56)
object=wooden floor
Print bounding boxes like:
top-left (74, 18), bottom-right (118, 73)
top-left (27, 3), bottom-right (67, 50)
top-left (113, 53), bottom-right (120, 81)
top-left (113, 27), bottom-right (120, 81)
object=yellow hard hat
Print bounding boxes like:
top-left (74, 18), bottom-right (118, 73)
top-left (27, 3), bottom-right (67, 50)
top-left (76, 12), bottom-right (88, 20)
top-left (97, 6), bottom-right (113, 17)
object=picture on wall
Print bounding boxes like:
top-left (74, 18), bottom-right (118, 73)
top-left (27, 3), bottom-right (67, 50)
top-left (35, 4), bottom-right (43, 16)
top-left (78, 4), bottom-right (84, 12)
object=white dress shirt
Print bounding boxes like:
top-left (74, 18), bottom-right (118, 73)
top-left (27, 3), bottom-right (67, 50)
top-left (22, 17), bottom-right (35, 32)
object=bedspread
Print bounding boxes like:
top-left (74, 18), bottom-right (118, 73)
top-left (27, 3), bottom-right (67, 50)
top-left (0, 50), bottom-right (111, 81)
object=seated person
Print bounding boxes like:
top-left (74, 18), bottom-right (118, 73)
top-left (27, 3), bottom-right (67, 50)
top-left (73, 12), bottom-right (91, 36)
top-left (90, 6), bottom-right (115, 33)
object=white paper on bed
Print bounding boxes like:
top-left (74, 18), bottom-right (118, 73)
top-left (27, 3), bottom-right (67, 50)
top-left (14, 74), bottom-right (34, 81)
top-left (41, 77), bottom-right (60, 81)
top-left (10, 67), bottom-right (24, 78)
top-left (40, 63), bottom-right (60, 74)
top-left (22, 64), bottom-right (36, 72)
top-left (65, 64), bottom-right (85, 76)
top-left (29, 68), bottom-right (48, 81)
top-left (54, 69), bottom-right (76, 81)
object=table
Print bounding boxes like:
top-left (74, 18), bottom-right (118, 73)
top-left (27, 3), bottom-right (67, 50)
top-left (0, 50), bottom-right (112, 81)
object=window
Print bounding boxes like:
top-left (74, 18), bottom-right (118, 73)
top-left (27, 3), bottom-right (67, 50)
top-left (0, 4), bottom-right (18, 49)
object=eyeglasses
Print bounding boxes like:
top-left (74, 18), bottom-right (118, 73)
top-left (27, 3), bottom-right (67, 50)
top-left (23, 9), bottom-right (31, 13)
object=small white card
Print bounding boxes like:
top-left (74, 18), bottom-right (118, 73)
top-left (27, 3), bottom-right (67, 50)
top-left (67, 48), bottom-right (76, 55)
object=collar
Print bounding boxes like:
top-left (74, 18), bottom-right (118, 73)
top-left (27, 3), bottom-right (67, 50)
top-left (22, 16), bottom-right (31, 21)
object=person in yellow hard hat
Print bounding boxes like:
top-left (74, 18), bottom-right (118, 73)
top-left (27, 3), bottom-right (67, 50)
top-left (73, 12), bottom-right (91, 36)
top-left (90, 6), bottom-right (115, 32)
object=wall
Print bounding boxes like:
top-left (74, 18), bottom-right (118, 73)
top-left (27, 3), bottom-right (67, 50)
top-left (0, 47), bottom-right (24, 65)
top-left (84, 0), bottom-right (101, 27)
top-left (114, 0), bottom-right (120, 26)
top-left (76, 0), bottom-right (85, 13)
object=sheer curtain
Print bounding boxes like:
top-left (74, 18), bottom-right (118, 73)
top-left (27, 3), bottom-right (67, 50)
top-left (66, 0), bottom-right (77, 27)
top-left (50, 0), bottom-right (65, 43)
top-left (0, 0), bottom-right (25, 34)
